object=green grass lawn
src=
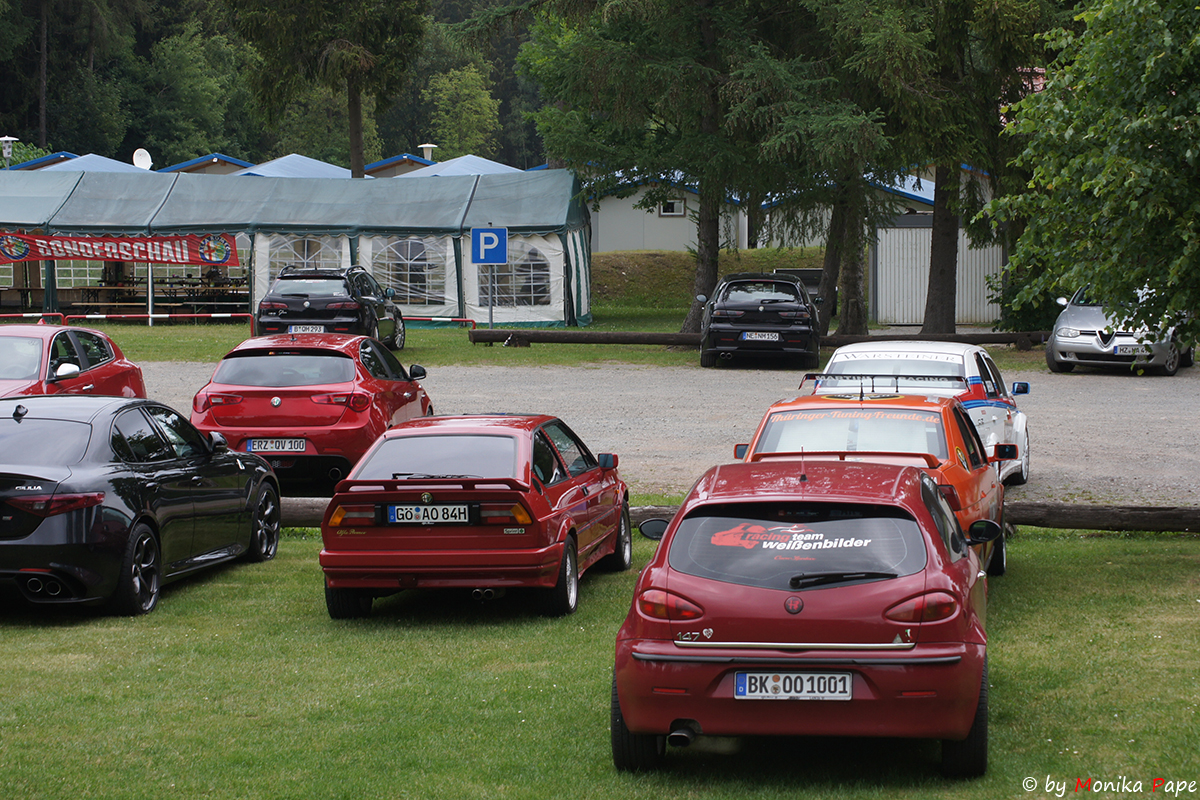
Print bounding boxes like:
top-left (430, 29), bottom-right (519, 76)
top-left (2, 529), bottom-right (1196, 800)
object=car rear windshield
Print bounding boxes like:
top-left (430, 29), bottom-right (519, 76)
top-left (272, 278), bottom-right (348, 297)
top-left (0, 419), bottom-right (91, 465)
top-left (755, 408), bottom-right (948, 460)
top-left (667, 503), bottom-right (927, 591)
top-left (212, 353), bottom-right (355, 387)
top-left (0, 336), bottom-right (42, 381)
top-left (723, 281), bottom-right (799, 304)
top-left (825, 354), bottom-right (964, 378)
top-left (355, 434), bottom-right (519, 480)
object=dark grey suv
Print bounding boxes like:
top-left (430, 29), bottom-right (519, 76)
top-left (698, 272), bottom-right (821, 368)
top-left (255, 265), bottom-right (406, 349)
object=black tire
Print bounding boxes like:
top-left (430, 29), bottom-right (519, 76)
top-left (611, 674), bottom-right (665, 772)
top-left (245, 483), bottom-right (281, 563)
top-left (986, 527), bottom-right (1007, 577)
top-left (110, 523), bottom-right (161, 616)
top-left (326, 586), bottom-right (372, 619)
top-left (599, 504), bottom-right (633, 572)
top-left (941, 656), bottom-right (988, 777)
top-left (1045, 346), bottom-right (1073, 373)
top-left (699, 348), bottom-right (717, 368)
top-left (392, 316), bottom-right (406, 350)
top-left (1007, 429), bottom-right (1030, 486)
top-left (1158, 342), bottom-right (1181, 376)
top-left (543, 538), bottom-right (578, 616)
top-left (1182, 347), bottom-right (1195, 369)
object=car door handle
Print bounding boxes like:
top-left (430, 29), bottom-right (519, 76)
top-left (977, 570), bottom-right (986, 579)
top-left (145, 481), bottom-right (158, 490)
top-left (190, 476), bottom-right (204, 484)
top-left (81, 384), bottom-right (94, 391)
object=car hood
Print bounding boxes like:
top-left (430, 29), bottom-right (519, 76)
top-left (0, 379), bottom-right (40, 398)
top-left (1056, 302), bottom-right (1148, 335)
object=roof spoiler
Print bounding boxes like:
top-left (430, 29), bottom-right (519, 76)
top-left (333, 476), bottom-right (531, 494)
top-left (749, 450), bottom-right (942, 469)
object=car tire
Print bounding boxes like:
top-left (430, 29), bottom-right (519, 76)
top-left (391, 316), bottom-right (406, 351)
top-left (986, 526), bottom-right (1008, 577)
top-left (109, 523), bottom-right (161, 616)
top-left (543, 538), bottom-right (578, 616)
top-left (1182, 347), bottom-right (1195, 369)
top-left (1044, 345), bottom-right (1073, 373)
top-left (245, 483), bottom-right (281, 563)
top-left (611, 674), bottom-right (665, 772)
top-left (699, 348), bottom-right (717, 368)
top-left (325, 586), bottom-right (372, 619)
top-left (941, 656), bottom-right (988, 778)
top-left (1007, 428), bottom-right (1030, 486)
top-left (1159, 342), bottom-right (1181, 376)
top-left (599, 504), bottom-right (633, 572)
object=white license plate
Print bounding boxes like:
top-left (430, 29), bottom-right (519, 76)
top-left (742, 331), bottom-right (780, 341)
top-left (734, 672), bottom-right (852, 700)
top-left (1114, 344), bottom-right (1149, 355)
top-left (388, 504), bottom-right (470, 524)
top-left (288, 325), bottom-right (325, 333)
top-left (248, 438), bottom-right (306, 453)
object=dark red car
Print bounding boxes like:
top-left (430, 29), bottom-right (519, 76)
top-left (612, 459), bottom-right (1000, 777)
top-left (190, 334), bottom-right (431, 494)
top-left (0, 324), bottom-right (146, 398)
top-left (319, 414), bottom-right (631, 619)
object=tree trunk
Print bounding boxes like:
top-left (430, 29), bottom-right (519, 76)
top-left (921, 163), bottom-right (959, 334)
top-left (680, 181), bottom-right (722, 333)
top-left (836, 188), bottom-right (869, 335)
top-left (817, 192), bottom-right (848, 336)
top-left (347, 77), bottom-right (365, 178)
top-left (39, 0), bottom-right (48, 148)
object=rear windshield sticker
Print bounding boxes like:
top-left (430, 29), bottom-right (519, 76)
top-left (711, 522), bottom-right (871, 551)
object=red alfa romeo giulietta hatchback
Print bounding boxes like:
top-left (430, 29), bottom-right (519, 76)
top-left (320, 414), bottom-right (631, 619)
top-left (611, 459), bottom-right (1000, 777)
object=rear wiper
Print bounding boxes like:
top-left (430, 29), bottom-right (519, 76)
top-left (789, 571), bottom-right (898, 589)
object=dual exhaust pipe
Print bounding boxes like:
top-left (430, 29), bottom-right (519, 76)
top-left (25, 576), bottom-right (66, 598)
top-left (470, 588), bottom-right (506, 601)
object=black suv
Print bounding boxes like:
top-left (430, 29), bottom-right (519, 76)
top-left (255, 265), bottom-right (406, 349)
top-left (698, 272), bottom-right (821, 368)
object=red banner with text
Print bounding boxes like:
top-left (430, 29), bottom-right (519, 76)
top-left (0, 232), bottom-right (240, 267)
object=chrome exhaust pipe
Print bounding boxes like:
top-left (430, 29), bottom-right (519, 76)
top-left (329, 468), bottom-right (343, 481)
top-left (46, 581), bottom-right (63, 597)
top-left (667, 726), bottom-right (696, 748)
top-left (471, 588), bottom-right (496, 601)
top-left (26, 577), bottom-right (43, 594)
top-left (720, 352), bottom-right (733, 359)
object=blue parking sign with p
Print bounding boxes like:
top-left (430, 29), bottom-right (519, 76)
top-left (471, 227), bottom-right (508, 264)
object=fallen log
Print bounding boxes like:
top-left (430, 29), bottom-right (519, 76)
top-left (282, 498), bottom-right (1200, 533)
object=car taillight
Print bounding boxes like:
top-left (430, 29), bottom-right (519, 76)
top-left (778, 310), bottom-right (811, 319)
top-left (326, 301), bottom-right (361, 311)
top-left (637, 589), bottom-right (704, 621)
top-left (313, 392), bottom-right (371, 412)
top-left (328, 504), bottom-right (376, 526)
top-left (480, 502), bottom-right (533, 525)
top-left (193, 392), bottom-right (242, 413)
top-left (711, 309), bottom-right (744, 318)
top-left (938, 484), bottom-right (963, 511)
top-left (7, 492), bottom-right (105, 517)
top-left (259, 301), bottom-right (287, 311)
top-left (884, 592), bottom-right (959, 623)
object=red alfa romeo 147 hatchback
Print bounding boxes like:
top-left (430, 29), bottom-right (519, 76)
top-left (319, 414), bottom-right (631, 619)
top-left (611, 459), bottom-right (1000, 777)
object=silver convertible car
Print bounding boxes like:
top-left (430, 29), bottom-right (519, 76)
top-left (1045, 288), bottom-right (1194, 376)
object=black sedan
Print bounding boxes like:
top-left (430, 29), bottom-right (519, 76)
top-left (0, 396), bottom-right (281, 615)
top-left (698, 272), bottom-right (821, 368)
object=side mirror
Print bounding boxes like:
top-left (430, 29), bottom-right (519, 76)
top-left (639, 518), bottom-right (669, 541)
top-left (1056, 296), bottom-right (1069, 307)
top-left (53, 363), bottom-right (81, 380)
top-left (409, 364), bottom-right (427, 380)
top-left (208, 431), bottom-right (229, 454)
top-left (598, 453), bottom-right (619, 470)
top-left (992, 443), bottom-right (1018, 462)
top-left (965, 519), bottom-right (1002, 545)
top-left (734, 443), bottom-right (749, 460)
top-left (1011, 381), bottom-right (1030, 395)
top-left (385, 287), bottom-right (396, 298)
top-left (696, 294), bottom-right (707, 304)
top-left (813, 296), bottom-right (824, 306)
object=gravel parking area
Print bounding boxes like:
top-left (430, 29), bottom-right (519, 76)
top-left (142, 358), bottom-right (1200, 506)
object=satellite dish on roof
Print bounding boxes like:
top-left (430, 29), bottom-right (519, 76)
top-left (132, 148), bottom-right (153, 170)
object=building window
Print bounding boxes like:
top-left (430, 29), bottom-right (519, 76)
top-left (373, 237), bottom-right (445, 305)
top-left (659, 199), bottom-right (686, 217)
top-left (478, 247), bottom-right (551, 306)
top-left (267, 236), bottom-right (342, 279)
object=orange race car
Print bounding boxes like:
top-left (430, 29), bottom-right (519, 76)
top-left (735, 392), bottom-right (1016, 575)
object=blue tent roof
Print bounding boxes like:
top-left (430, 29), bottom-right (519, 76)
top-left (396, 154), bottom-right (520, 178)
top-left (233, 154), bottom-right (362, 179)
top-left (37, 153), bottom-right (149, 173)
top-left (159, 153), bottom-right (254, 173)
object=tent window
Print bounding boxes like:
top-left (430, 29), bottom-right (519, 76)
top-left (478, 247), bottom-right (550, 307)
top-left (268, 236), bottom-right (342, 279)
top-left (373, 237), bottom-right (445, 305)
